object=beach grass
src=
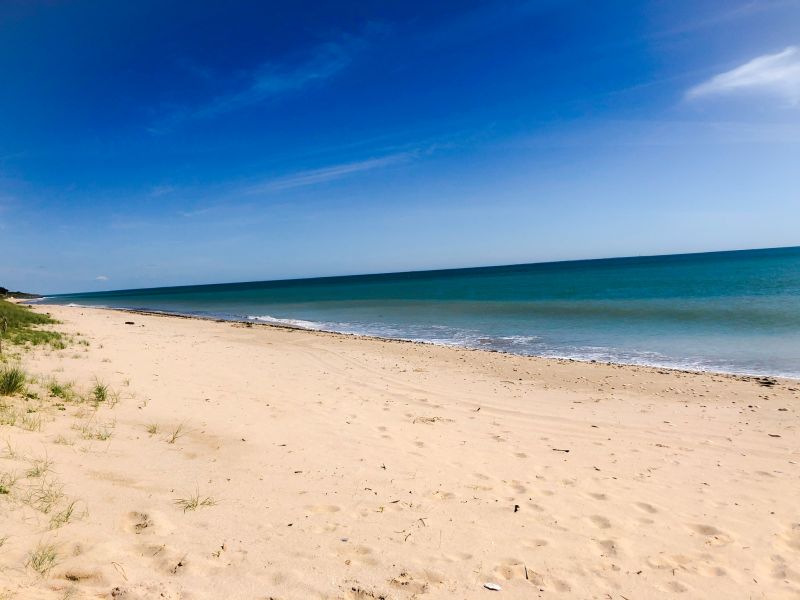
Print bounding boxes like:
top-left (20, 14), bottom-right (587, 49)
top-left (166, 422), bottom-right (187, 444)
top-left (0, 299), bottom-right (64, 350)
top-left (0, 403), bottom-right (18, 426)
top-left (0, 471), bottom-right (18, 495)
top-left (0, 365), bottom-right (26, 396)
top-left (47, 379), bottom-right (75, 401)
top-left (4, 440), bottom-right (19, 459)
top-left (90, 380), bottom-right (108, 405)
top-left (26, 542), bottom-right (59, 575)
top-left (23, 479), bottom-right (65, 514)
top-left (19, 412), bottom-right (42, 432)
top-left (175, 487), bottom-right (216, 512)
top-left (25, 455), bottom-right (53, 479)
top-left (49, 500), bottom-right (78, 529)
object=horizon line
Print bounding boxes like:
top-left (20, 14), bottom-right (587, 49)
top-left (44, 243), bottom-right (800, 297)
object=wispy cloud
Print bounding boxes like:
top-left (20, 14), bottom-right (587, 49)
top-left (149, 185), bottom-right (176, 197)
top-left (651, 1), bottom-right (796, 39)
top-left (687, 46), bottom-right (800, 105)
top-left (95, 275), bottom-right (109, 281)
top-left (245, 152), bottom-right (414, 194)
top-left (155, 34), bottom-right (366, 130)
top-left (171, 150), bottom-right (419, 219)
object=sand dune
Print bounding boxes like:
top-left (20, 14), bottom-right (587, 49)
top-left (1, 305), bottom-right (798, 599)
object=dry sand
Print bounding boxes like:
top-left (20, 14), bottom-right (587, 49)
top-left (1, 304), bottom-right (799, 599)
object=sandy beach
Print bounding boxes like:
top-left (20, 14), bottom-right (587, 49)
top-left (1, 304), bottom-right (798, 599)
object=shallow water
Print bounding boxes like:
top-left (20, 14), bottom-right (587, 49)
top-left (42, 246), bottom-right (800, 377)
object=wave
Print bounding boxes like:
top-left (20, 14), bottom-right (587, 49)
top-left (38, 302), bottom-right (800, 379)
top-left (246, 314), bottom-right (326, 330)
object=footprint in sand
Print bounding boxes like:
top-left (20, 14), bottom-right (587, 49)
top-left (595, 539), bottom-right (619, 557)
top-left (552, 579), bottom-right (572, 592)
top-left (108, 582), bottom-right (181, 599)
top-left (663, 580), bottom-right (689, 593)
top-left (781, 524), bottom-right (800, 551)
top-left (346, 586), bottom-right (386, 599)
top-left (688, 524), bottom-right (733, 546)
top-left (441, 551), bottom-right (473, 562)
top-left (338, 544), bottom-right (380, 567)
top-left (522, 538), bottom-right (550, 549)
top-left (507, 481), bottom-right (527, 494)
top-left (589, 515), bottom-right (611, 529)
top-left (492, 559), bottom-right (538, 583)
top-left (431, 490), bottom-right (456, 500)
top-left (634, 501), bottom-right (658, 514)
top-left (126, 511), bottom-right (154, 534)
top-left (124, 510), bottom-right (176, 537)
top-left (61, 568), bottom-right (107, 586)
top-left (389, 571), bottom-right (429, 594)
top-left (305, 504), bottom-right (341, 514)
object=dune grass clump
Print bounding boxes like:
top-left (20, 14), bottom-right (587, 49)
top-left (86, 380), bottom-right (120, 408)
top-left (24, 479), bottom-right (64, 514)
top-left (47, 380), bottom-right (75, 402)
top-left (0, 471), bottom-right (18, 495)
top-left (26, 541), bottom-right (59, 575)
top-left (0, 404), bottom-right (18, 427)
top-left (0, 299), bottom-right (64, 351)
top-left (166, 422), bottom-right (186, 444)
top-left (25, 455), bottom-right (52, 479)
top-left (0, 366), bottom-right (26, 396)
top-left (3, 440), bottom-right (19, 459)
top-left (49, 500), bottom-right (78, 529)
top-left (74, 416), bottom-right (115, 441)
top-left (20, 412), bottom-right (42, 432)
top-left (90, 381), bottom-right (108, 405)
top-left (106, 389), bottom-right (120, 408)
top-left (175, 487), bottom-right (216, 513)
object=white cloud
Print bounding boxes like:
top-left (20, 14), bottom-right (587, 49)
top-left (246, 152), bottom-right (413, 194)
top-left (95, 275), bottom-right (109, 281)
top-left (687, 46), bottom-right (800, 105)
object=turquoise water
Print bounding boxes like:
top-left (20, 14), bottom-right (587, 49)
top-left (42, 247), bottom-right (800, 377)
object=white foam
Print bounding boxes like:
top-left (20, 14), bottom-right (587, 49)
top-left (246, 314), bottom-right (323, 330)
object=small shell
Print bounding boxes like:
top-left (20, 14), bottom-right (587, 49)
top-left (483, 582), bottom-right (502, 591)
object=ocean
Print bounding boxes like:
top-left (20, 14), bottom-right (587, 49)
top-left (41, 246), bottom-right (800, 378)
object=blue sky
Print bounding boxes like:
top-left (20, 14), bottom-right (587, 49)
top-left (1, 0), bottom-right (799, 293)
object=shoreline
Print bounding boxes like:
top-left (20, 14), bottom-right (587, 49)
top-left (38, 301), bottom-right (800, 383)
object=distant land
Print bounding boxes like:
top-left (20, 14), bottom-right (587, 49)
top-left (0, 286), bottom-right (42, 299)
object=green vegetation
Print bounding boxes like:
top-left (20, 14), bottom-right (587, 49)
top-left (0, 366), bottom-right (26, 396)
top-left (26, 541), bottom-right (59, 575)
top-left (90, 380), bottom-right (108, 405)
top-left (19, 412), bottom-right (42, 432)
top-left (75, 418), bottom-right (115, 441)
top-left (49, 500), bottom-right (78, 529)
top-left (166, 422), bottom-right (187, 444)
top-left (0, 471), bottom-right (18, 495)
top-left (23, 479), bottom-right (64, 514)
top-left (175, 487), bottom-right (216, 512)
top-left (47, 379), bottom-right (75, 401)
top-left (25, 455), bottom-right (53, 478)
top-left (0, 299), bottom-right (64, 351)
